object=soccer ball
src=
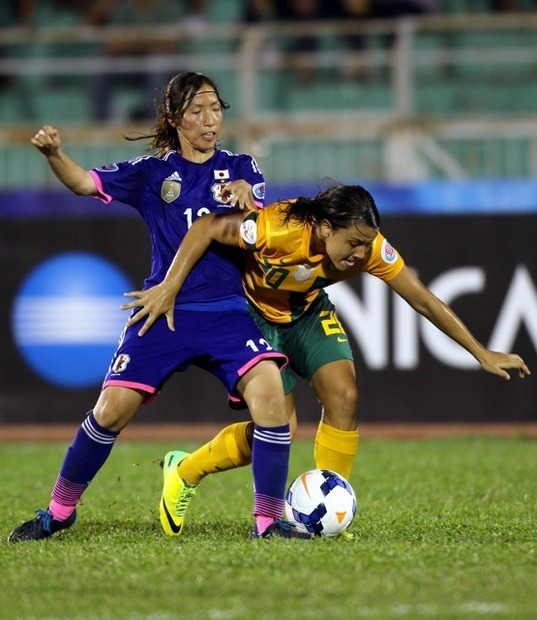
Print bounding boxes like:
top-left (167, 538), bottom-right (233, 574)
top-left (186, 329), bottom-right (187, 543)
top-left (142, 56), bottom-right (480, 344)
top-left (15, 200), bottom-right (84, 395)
top-left (284, 469), bottom-right (357, 537)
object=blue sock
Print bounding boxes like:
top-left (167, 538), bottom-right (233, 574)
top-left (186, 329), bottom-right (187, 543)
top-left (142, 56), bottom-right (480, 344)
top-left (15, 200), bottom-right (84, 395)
top-left (252, 423), bottom-right (291, 520)
top-left (50, 411), bottom-right (119, 517)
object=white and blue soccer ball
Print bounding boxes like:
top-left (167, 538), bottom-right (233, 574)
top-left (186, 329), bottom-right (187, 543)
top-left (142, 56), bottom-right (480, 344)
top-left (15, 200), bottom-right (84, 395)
top-left (284, 469), bottom-right (357, 537)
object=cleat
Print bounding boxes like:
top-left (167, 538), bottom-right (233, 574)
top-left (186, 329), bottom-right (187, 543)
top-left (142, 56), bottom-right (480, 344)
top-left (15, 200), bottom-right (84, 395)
top-left (159, 450), bottom-right (197, 536)
top-left (252, 519), bottom-right (314, 540)
top-left (8, 508), bottom-right (76, 543)
top-left (339, 529), bottom-right (355, 541)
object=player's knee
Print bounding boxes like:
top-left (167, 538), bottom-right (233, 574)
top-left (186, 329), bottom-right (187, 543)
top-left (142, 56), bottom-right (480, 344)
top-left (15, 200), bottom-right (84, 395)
top-left (319, 383), bottom-right (358, 428)
top-left (246, 390), bottom-right (287, 427)
top-left (93, 387), bottom-right (141, 431)
top-left (321, 381), bottom-right (359, 414)
top-left (92, 404), bottom-right (122, 430)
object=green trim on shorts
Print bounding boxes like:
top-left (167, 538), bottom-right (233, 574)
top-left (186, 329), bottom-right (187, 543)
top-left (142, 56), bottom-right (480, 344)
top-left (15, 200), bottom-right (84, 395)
top-left (249, 290), bottom-right (354, 394)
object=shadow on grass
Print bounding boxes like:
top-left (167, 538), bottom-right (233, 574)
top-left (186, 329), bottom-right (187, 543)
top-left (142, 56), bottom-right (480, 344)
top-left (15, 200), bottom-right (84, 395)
top-left (63, 517), bottom-right (254, 543)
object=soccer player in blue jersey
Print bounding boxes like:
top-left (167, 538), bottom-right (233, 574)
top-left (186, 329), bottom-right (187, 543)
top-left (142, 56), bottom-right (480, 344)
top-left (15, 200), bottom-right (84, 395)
top-left (8, 72), bottom-right (312, 542)
top-left (121, 183), bottom-right (530, 539)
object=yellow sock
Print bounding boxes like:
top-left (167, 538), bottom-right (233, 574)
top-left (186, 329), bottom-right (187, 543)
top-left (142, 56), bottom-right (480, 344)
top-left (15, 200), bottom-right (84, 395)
top-left (178, 421), bottom-right (253, 486)
top-left (314, 420), bottom-right (359, 480)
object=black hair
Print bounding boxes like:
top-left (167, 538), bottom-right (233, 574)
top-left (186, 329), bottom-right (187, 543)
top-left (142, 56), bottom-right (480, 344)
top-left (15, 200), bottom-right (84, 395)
top-left (126, 72), bottom-right (229, 156)
top-left (282, 183), bottom-right (380, 230)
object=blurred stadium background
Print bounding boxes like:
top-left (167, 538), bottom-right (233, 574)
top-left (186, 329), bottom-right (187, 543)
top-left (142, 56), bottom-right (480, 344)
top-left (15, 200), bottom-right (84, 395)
top-left (0, 0), bottom-right (535, 428)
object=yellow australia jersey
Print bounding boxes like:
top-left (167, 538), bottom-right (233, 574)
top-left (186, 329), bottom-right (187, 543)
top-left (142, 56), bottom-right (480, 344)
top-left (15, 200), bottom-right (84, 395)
top-left (238, 202), bottom-right (405, 323)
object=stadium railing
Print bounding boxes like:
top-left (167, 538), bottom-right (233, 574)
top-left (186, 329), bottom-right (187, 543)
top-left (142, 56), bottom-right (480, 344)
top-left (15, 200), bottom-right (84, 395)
top-left (1, 13), bottom-right (537, 186)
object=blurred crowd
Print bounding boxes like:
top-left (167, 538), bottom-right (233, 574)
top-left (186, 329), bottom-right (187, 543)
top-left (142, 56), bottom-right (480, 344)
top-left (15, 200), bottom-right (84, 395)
top-left (2, 1), bottom-right (207, 28)
top-left (2, 0), bottom-right (531, 28)
top-left (1, 0), bottom-right (534, 121)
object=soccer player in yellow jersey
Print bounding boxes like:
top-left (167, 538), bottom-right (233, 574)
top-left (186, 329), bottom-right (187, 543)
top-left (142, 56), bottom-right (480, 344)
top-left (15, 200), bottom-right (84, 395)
top-left (123, 183), bottom-right (530, 534)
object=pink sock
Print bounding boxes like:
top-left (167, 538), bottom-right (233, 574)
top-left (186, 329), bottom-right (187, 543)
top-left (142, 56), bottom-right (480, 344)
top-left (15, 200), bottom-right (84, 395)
top-left (256, 516), bottom-right (275, 534)
top-left (48, 500), bottom-right (76, 522)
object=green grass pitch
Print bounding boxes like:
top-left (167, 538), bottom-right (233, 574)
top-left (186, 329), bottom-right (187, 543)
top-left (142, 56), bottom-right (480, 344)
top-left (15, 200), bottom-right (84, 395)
top-left (1, 435), bottom-right (535, 619)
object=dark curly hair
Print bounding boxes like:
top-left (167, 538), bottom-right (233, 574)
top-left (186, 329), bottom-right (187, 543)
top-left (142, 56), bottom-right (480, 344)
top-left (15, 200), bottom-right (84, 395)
top-left (126, 72), bottom-right (229, 157)
top-left (282, 183), bottom-right (380, 231)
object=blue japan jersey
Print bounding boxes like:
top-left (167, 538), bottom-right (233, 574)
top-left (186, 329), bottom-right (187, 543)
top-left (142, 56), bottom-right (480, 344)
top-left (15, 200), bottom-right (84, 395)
top-left (91, 148), bottom-right (265, 304)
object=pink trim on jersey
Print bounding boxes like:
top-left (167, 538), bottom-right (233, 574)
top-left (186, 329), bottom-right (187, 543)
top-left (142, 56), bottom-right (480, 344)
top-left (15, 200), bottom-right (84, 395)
top-left (228, 351), bottom-right (288, 405)
top-left (89, 170), bottom-right (113, 204)
top-left (239, 352), bottom-right (288, 377)
top-left (254, 200), bottom-right (264, 208)
top-left (103, 378), bottom-right (156, 392)
top-left (103, 379), bottom-right (158, 404)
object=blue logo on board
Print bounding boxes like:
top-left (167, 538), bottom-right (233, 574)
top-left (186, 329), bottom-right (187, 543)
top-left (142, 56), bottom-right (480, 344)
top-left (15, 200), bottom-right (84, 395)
top-left (11, 252), bottom-right (132, 388)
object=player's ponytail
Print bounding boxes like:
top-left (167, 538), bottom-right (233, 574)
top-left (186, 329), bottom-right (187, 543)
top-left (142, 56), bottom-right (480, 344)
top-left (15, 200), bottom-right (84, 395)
top-left (283, 182), bottom-right (380, 231)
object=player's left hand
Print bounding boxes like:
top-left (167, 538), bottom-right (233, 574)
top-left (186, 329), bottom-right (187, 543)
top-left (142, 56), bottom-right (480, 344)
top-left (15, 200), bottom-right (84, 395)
top-left (479, 350), bottom-right (530, 380)
top-left (222, 180), bottom-right (260, 211)
top-left (121, 284), bottom-right (176, 337)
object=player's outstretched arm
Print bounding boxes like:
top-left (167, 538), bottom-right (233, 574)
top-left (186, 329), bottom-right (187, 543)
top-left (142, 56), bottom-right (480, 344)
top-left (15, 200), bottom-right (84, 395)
top-left (388, 266), bottom-right (530, 380)
top-left (31, 125), bottom-right (96, 196)
top-left (122, 211), bottom-right (244, 336)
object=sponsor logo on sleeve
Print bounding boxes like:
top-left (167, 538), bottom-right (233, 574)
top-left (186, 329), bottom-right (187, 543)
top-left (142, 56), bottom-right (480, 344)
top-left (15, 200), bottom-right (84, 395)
top-left (252, 182), bottom-right (265, 201)
top-left (96, 163), bottom-right (119, 172)
top-left (240, 219), bottom-right (257, 245)
top-left (381, 239), bottom-right (398, 264)
top-left (294, 264), bottom-right (313, 281)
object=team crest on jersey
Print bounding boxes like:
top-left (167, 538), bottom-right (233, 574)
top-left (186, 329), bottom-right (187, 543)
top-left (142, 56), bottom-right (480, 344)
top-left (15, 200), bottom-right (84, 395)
top-left (112, 353), bottom-right (130, 373)
top-left (211, 182), bottom-right (231, 204)
top-left (294, 264), bottom-right (314, 282)
top-left (161, 180), bottom-right (181, 203)
top-left (381, 239), bottom-right (398, 264)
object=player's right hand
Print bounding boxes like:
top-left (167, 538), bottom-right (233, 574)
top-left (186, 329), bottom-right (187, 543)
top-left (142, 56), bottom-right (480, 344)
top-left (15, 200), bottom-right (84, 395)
top-left (121, 284), bottom-right (176, 337)
top-left (222, 180), bottom-right (260, 211)
top-left (31, 125), bottom-right (61, 156)
top-left (479, 350), bottom-right (530, 380)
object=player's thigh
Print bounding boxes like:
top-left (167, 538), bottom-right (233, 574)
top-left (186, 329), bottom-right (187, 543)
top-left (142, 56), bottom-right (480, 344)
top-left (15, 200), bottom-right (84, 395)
top-left (285, 392), bottom-right (298, 439)
top-left (237, 359), bottom-right (287, 427)
top-left (248, 305), bottom-right (297, 395)
top-left (204, 310), bottom-right (287, 401)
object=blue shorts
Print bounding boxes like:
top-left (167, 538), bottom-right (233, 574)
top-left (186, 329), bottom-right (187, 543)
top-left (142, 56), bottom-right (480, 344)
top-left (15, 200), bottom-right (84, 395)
top-left (103, 307), bottom-right (288, 404)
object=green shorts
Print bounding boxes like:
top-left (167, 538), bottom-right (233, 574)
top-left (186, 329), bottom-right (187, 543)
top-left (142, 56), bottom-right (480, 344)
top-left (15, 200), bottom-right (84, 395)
top-left (249, 290), bottom-right (354, 394)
